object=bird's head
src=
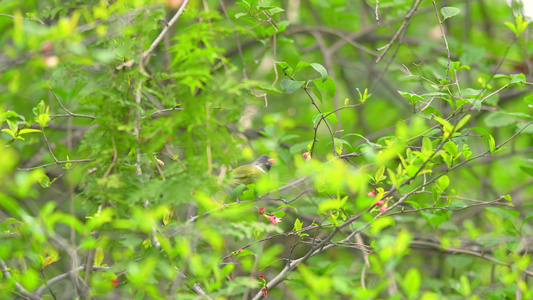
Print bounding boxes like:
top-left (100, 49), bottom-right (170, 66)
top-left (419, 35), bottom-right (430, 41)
top-left (251, 155), bottom-right (275, 173)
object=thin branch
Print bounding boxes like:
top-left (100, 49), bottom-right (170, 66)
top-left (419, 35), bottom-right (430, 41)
top-left (41, 128), bottom-right (59, 163)
top-left (0, 13), bottom-right (44, 24)
top-left (34, 265), bottom-right (109, 297)
top-left (140, 0), bottom-right (190, 68)
top-left (374, 0), bottom-right (381, 26)
top-left (0, 259), bottom-right (43, 300)
top-left (376, 0), bottom-right (423, 63)
top-left (48, 85), bottom-right (96, 119)
top-left (431, 0), bottom-right (451, 81)
top-left (410, 240), bottom-right (533, 277)
top-left (17, 159), bottom-right (95, 171)
top-left (219, 0), bottom-right (247, 79)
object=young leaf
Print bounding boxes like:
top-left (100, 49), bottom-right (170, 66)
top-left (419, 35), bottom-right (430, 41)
top-left (256, 83), bottom-right (282, 94)
top-left (325, 113), bottom-right (337, 124)
top-left (310, 86), bottom-right (323, 103)
top-left (275, 61), bottom-right (293, 76)
top-left (469, 127), bottom-right (496, 153)
top-left (402, 268), bottom-right (421, 299)
top-left (310, 63), bottom-right (328, 82)
top-left (440, 7), bottom-right (460, 21)
top-left (19, 128), bottom-right (42, 135)
top-left (455, 114), bottom-right (471, 131)
top-left (312, 113), bottom-right (323, 128)
top-left (334, 138), bottom-right (343, 155)
top-left (313, 76), bottom-right (336, 97)
top-left (293, 218), bottom-right (303, 231)
top-left (95, 247), bottom-right (104, 266)
top-left (437, 175), bottom-right (450, 191)
top-left (443, 141), bottom-right (458, 157)
top-left (520, 166), bottom-right (533, 177)
top-left (280, 79), bottom-right (304, 94)
top-left (484, 112), bottom-right (516, 127)
top-left (295, 61), bottom-right (311, 73)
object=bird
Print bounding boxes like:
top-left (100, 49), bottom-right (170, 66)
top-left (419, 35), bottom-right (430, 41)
top-left (228, 155), bottom-right (275, 188)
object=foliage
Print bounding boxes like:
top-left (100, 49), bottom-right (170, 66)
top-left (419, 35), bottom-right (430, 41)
top-left (1, 0), bottom-right (533, 299)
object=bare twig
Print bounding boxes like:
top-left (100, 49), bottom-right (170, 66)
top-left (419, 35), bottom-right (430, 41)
top-left (140, 0), bottom-right (190, 68)
top-left (35, 265), bottom-right (109, 297)
top-left (1, 259), bottom-right (43, 300)
top-left (17, 159), bottom-right (95, 171)
top-left (431, 0), bottom-right (451, 81)
top-left (0, 13), bottom-right (44, 24)
top-left (376, 0), bottom-right (423, 63)
top-left (375, 0), bottom-right (381, 26)
top-left (48, 85), bottom-right (96, 119)
top-left (410, 240), bottom-right (533, 277)
top-left (41, 129), bottom-right (59, 163)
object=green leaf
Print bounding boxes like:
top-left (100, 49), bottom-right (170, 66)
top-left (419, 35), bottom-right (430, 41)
top-left (455, 114), bottom-right (471, 130)
top-left (293, 218), bottom-right (303, 231)
top-left (311, 63), bottom-right (328, 82)
top-left (370, 216), bottom-right (395, 234)
top-left (422, 106), bottom-right (443, 117)
top-left (280, 79), bottom-right (304, 94)
top-left (19, 128), bottom-right (42, 135)
top-left (318, 198), bottom-right (342, 214)
top-left (420, 210), bottom-right (451, 229)
top-left (440, 152), bottom-right (452, 168)
top-left (293, 61), bottom-right (327, 81)
top-left (94, 247), bottom-right (104, 266)
top-left (443, 141), bottom-right (458, 157)
top-left (234, 12), bottom-right (247, 19)
top-left (440, 7), bottom-right (460, 21)
top-left (422, 137), bottom-right (433, 154)
top-left (334, 138), bottom-right (343, 155)
top-left (290, 141), bottom-right (311, 155)
top-left (398, 91), bottom-right (424, 106)
top-left (485, 206), bottom-right (520, 220)
top-left (459, 275), bottom-right (471, 296)
top-left (295, 61), bottom-right (311, 73)
top-left (375, 165), bottom-right (385, 183)
top-left (1, 128), bottom-right (16, 139)
top-left (524, 94), bottom-right (533, 104)
top-left (256, 83), bottom-right (282, 94)
top-left (310, 86), bottom-right (323, 103)
top-left (505, 21), bottom-right (517, 36)
top-left (464, 88), bottom-right (482, 98)
top-left (279, 134), bottom-right (299, 143)
top-left (388, 168), bottom-right (399, 187)
top-left (313, 76), bottom-right (336, 97)
top-left (509, 73), bottom-right (526, 85)
top-left (275, 61), bottom-right (293, 75)
top-left (269, 7), bottom-right (284, 15)
top-left (506, 14), bottom-right (528, 38)
top-left (325, 113), bottom-right (337, 124)
top-left (494, 74), bottom-right (511, 79)
top-left (434, 116), bottom-right (453, 137)
top-left (520, 166), bottom-right (533, 177)
top-left (484, 112), bottom-right (516, 127)
top-left (312, 113), bottom-right (323, 128)
top-left (39, 175), bottom-right (51, 188)
top-left (403, 268), bottom-right (421, 299)
top-left (7, 119), bottom-right (17, 133)
top-left (468, 127), bottom-right (496, 153)
top-left (437, 175), bottom-right (449, 191)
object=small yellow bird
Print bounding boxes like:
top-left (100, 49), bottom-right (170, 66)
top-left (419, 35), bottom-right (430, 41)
top-left (228, 155), bottom-right (275, 188)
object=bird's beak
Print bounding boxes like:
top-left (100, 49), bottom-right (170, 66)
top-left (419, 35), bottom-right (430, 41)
top-left (269, 158), bottom-right (276, 164)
